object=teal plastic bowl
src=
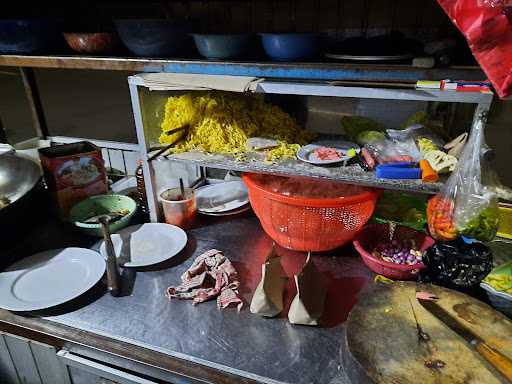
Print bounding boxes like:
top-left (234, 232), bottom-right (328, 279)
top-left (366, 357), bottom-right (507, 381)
top-left (69, 194), bottom-right (137, 237)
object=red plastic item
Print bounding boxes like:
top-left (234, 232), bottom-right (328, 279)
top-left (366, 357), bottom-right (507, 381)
top-left (242, 173), bottom-right (379, 251)
top-left (353, 224), bottom-right (435, 280)
top-left (437, 0), bottom-right (512, 98)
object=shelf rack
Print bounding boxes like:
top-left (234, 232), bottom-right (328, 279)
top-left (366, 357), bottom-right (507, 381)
top-left (127, 74), bottom-right (493, 222)
top-left (0, 55), bottom-right (485, 83)
top-left (0, 54), bottom-right (493, 222)
top-left (0, 54), bottom-right (486, 146)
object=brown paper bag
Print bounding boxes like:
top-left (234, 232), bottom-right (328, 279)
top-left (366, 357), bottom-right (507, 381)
top-left (288, 253), bottom-right (327, 326)
top-left (250, 245), bottom-right (287, 317)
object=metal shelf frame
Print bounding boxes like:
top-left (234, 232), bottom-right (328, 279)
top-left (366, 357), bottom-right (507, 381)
top-left (0, 54), bottom-right (485, 83)
top-left (127, 75), bottom-right (493, 222)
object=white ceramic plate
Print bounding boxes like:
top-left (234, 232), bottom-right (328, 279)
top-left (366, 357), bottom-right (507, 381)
top-left (0, 248), bottom-right (105, 312)
top-left (297, 141), bottom-right (360, 165)
top-left (195, 181), bottom-right (249, 213)
top-left (199, 203), bottom-right (251, 216)
top-left (100, 223), bottom-right (187, 267)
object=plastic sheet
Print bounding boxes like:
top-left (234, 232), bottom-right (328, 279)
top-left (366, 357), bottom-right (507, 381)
top-left (437, 0), bottom-right (512, 98)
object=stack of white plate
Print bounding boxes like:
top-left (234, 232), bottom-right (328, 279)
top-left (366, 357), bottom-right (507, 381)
top-left (195, 180), bottom-right (251, 216)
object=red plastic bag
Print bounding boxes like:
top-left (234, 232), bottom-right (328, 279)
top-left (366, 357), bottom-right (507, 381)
top-left (437, 0), bottom-right (512, 98)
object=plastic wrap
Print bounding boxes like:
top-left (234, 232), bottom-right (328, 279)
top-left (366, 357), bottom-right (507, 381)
top-left (427, 113), bottom-right (499, 242)
top-left (365, 137), bottom-right (419, 164)
top-left (387, 124), bottom-right (444, 148)
top-left (437, 0), bottom-right (512, 98)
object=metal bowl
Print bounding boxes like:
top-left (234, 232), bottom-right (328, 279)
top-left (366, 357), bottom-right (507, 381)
top-left (0, 154), bottom-right (41, 209)
top-left (63, 32), bottom-right (121, 54)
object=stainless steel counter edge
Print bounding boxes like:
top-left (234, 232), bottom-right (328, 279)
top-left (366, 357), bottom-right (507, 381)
top-left (0, 309), bottom-right (261, 384)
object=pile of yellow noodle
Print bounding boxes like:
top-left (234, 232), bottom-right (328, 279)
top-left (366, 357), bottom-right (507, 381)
top-left (159, 92), bottom-right (313, 162)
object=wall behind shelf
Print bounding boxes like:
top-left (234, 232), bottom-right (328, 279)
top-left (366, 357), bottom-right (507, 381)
top-left (0, 69), bottom-right (138, 144)
top-left (0, 67), bottom-right (34, 143)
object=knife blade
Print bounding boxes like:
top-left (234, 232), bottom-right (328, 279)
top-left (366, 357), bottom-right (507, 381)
top-left (418, 298), bottom-right (512, 382)
top-left (418, 298), bottom-right (479, 345)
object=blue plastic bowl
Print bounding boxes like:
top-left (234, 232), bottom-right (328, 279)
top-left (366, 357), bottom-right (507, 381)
top-left (260, 33), bottom-right (319, 61)
top-left (114, 19), bottom-right (189, 57)
top-left (192, 34), bottom-right (252, 59)
top-left (0, 19), bottom-right (61, 54)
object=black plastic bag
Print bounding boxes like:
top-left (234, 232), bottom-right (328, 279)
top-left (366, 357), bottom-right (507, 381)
top-left (419, 239), bottom-right (493, 292)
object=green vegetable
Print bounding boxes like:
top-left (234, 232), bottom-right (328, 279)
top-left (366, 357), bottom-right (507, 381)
top-left (459, 204), bottom-right (499, 242)
top-left (400, 111), bottom-right (430, 129)
top-left (341, 116), bottom-right (385, 141)
top-left (372, 191), bottom-right (427, 231)
top-left (356, 130), bottom-right (386, 145)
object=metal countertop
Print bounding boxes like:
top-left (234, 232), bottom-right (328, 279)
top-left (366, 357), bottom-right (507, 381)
top-left (3, 214), bottom-right (374, 384)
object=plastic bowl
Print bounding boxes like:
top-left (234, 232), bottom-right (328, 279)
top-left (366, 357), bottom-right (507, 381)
top-left (259, 33), bottom-right (319, 61)
top-left (63, 32), bottom-right (121, 54)
top-left (192, 34), bottom-right (252, 59)
top-left (480, 261), bottom-right (512, 317)
top-left (69, 194), bottom-right (137, 237)
top-left (353, 224), bottom-right (435, 280)
top-left (481, 282), bottom-right (512, 317)
top-left (0, 19), bottom-right (61, 54)
top-left (114, 19), bottom-right (188, 57)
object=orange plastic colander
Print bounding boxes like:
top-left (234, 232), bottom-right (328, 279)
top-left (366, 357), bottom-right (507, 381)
top-left (242, 173), bottom-right (379, 251)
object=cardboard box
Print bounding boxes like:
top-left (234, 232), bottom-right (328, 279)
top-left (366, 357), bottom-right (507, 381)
top-left (39, 142), bottom-right (107, 219)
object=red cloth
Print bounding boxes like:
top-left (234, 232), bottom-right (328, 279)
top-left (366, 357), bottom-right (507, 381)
top-left (437, 0), bottom-right (512, 98)
top-left (166, 249), bottom-right (243, 310)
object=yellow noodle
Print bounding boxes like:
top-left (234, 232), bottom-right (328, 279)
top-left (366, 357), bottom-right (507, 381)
top-left (159, 92), bottom-right (313, 162)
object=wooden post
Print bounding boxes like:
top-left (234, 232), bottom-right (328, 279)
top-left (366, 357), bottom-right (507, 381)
top-left (19, 67), bottom-right (49, 139)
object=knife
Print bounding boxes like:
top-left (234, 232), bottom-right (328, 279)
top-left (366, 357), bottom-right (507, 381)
top-left (418, 298), bottom-right (512, 382)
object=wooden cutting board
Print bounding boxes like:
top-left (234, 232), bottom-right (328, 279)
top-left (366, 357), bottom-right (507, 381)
top-left (342, 282), bottom-right (512, 384)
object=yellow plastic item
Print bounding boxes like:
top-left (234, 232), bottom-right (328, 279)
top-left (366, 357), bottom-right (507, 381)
top-left (498, 206), bottom-right (512, 240)
top-left (374, 275), bottom-right (394, 285)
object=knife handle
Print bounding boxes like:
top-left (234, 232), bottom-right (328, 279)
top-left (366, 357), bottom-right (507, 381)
top-left (476, 342), bottom-right (512, 382)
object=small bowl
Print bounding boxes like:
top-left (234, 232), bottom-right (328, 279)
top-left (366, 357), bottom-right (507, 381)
top-left (259, 33), bottom-right (319, 61)
top-left (0, 19), bottom-right (61, 54)
top-left (481, 282), bottom-right (512, 317)
top-left (69, 194), bottom-right (137, 237)
top-left (353, 224), bottom-right (435, 280)
top-left (114, 19), bottom-right (188, 57)
top-left (63, 32), bottom-right (121, 54)
top-left (192, 34), bottom-right (252, 59)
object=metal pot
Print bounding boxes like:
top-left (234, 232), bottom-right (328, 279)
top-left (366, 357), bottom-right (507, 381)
top-left (0, 154), bottom-right (44, 240)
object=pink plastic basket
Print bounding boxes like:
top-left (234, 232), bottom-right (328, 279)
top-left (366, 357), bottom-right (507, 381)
top-left (353, 224), bottom-right (435, 280)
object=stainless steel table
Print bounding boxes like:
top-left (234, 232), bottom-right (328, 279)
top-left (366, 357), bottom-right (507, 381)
top-left (0, 214), bottom-right (374, 384)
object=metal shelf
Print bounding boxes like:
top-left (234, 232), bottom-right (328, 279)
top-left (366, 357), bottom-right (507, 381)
top-left (257, 81), bottom-right (494, 104)
top-left (129, 74), bottom-right (491, 221)
top-left (0, 54), bottom-right (486, 83)
top-left (160, 151), bottom-right (443, 194)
